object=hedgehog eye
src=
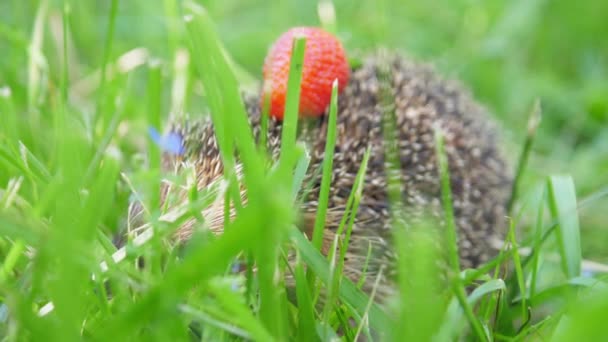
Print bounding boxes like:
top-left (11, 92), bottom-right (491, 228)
top-left (148, 126), bottom-right (185, 155)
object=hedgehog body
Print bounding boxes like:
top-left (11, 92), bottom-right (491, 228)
top-left (137, 54), bottom-right (512, 300)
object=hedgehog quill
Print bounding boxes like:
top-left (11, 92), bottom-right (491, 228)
top-left (128, 28), bottom-right (512, 302)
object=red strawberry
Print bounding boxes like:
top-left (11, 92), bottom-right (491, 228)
top-left (261, 27), bottom-right (350, 120)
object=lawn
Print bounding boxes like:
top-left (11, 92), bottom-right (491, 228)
top-left (0, 0), bottom-right (607, 340)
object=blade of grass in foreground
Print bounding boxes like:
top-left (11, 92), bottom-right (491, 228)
top-left (311, 80), bottom-right (339, 250)
top-left (547, 175), bottom-right (581, 278)
top-left (184, 3), bottom-right (294, 339)
top-left (95, 0), bottom-right (119, 125)
top-left (308, 79), bottom-right (339, 299)
top-left (60, 2), bottom-right (70, 105)
top-left (253, 24), bottom-right (307, 341)
top-left (276, 35), bottom-right (306, 189)
top-left (529, 186), bottom-right (546, 298)
top-left (0, 239), bottom-right (26, 286)
top-left (0, 142), bottom-right (49, 191)
top-left (507, 99), bottom-right (541, 213)
top-left (507, 220), bottom-right (527, 322)
top-left (289, 227), bottom-right (391, 333)
top-left (292, 148), bottom-right (311, 201)
top-left (436, 279), bottom-right (506, 341)
top-left (184, 1), bottom-right (264, 194)
top-left (263, 58), bottom-right (309, 342)
top-left (552, 288), bottom-right (608, 341)
top-left (435, 127), bottom-right (488, 342)
top-left (255, 21), bottom-right (307, 342)
top-left (95, 201), bottom-right (270, 340)
top-left (324, 145), bottom-right (369, 336)
top-left (393, 221), bottom-right (445, 342)
top-left (294, 252), bottom-right (317, 341)
top-left (206, 281), bottom-right (275, 341)
top-left (0, 89), bottom-right (18, 143)
top-left (146, 61), bottom-right (163, 214)
top-left (260, 88), bottom-right (271, 154)
top-left (26, 0), bottom-right (47, 116)
top-left (511, 184), bottom-right (607, 275)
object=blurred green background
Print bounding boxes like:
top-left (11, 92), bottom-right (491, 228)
top-left (1, 0), bottom-right (607, 260)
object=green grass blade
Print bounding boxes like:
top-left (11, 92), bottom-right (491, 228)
top-left (434, 127), bottom-right (461, 274)
top-left (0, 142), bottom-right (50, 188)
top-left (184, 6), bottom-right (295, 338)
top-left (393, 221), bottom-right (445, 342)
top-left (183, 1), bottom-right (264, 193)
top-left (289, 227), bottom-right (391, 333)
top-left (260, 85), bottom-right (271, 154)
top-left (507, 219), bottom-right (527, 321)
top-left (435, 126), bottom-right (488, 342)
top-left (276, 35), bottom-right (306, 188)
top-left (529, 186), bottom-right (546, 298)
top-left (326, 145), bottom-right (370, 316)
top-left (146, 61), bottom-right (163, 213)
top-left (437, 279), bottom-right (505, 341)
top-left (311, 80), bottom-right (339, 251)
top-left (547, 175), bottom-right (581, 278)
top-left (470, 279), bottom-right (507, 305)
top-left (0, 213), bottom-right (42, 246)
top-left (95, 202), bottom-right (266, 340)
top-left (206, 281), bottom-right (275, 341)
top-left (508, 99), bottom-right (542, 213)
top-left (291, 146), bottom-right (311, 201)
top-left (95, 0), bottom-right (119, 122)
top-left (179, 304), bottom-right (253, 339)
top-left (294, 252), bottom-right (317, 342)
top-left (27, 0), bottom-right (48, 115)
top-left (0, 89), bottom-right (18, 143)
top-left (61, 2), bottom-right (70, 105)
top-left (0, 239), bottom-right (26, 286)
top-left (84, 77), bottom-right (126, 183)
top-left (552, 288), bottom-right (608, 341)
top-left (169, 48), bottom-right (190, 116)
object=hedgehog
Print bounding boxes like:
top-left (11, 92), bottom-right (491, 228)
top-left (128, 52), bottom-right (512, 301)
